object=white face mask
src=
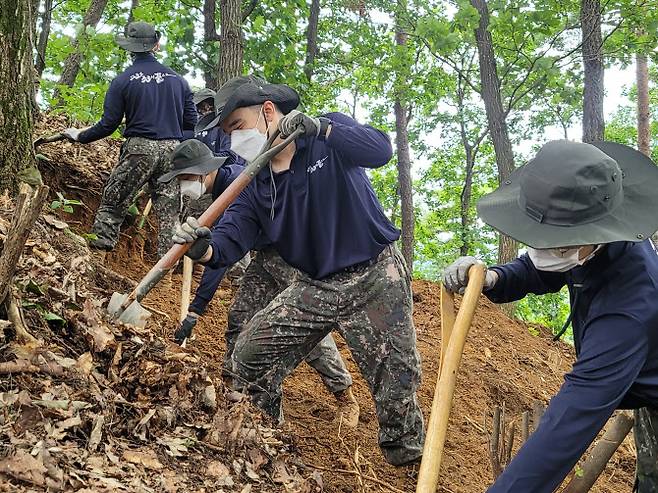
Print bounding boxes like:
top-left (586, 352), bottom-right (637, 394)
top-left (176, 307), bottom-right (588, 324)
top-left (230, 107), bottom-right (268, 162)
top-left (527, 245), bottom-right (601, 272)
top-left (179, 179), bottom-right (206, 200)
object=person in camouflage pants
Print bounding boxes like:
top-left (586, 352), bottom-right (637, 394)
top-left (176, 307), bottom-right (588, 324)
top-left (226, 247), bottom-right (353, 395)
top-left (635, 408), bottom-right (658, 492)
top-left (231, 244), bottom-right (423, 465)
top-left (92, 137), bottom-right (181, 256)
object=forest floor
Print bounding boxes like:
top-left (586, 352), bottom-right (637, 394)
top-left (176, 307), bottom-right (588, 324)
top-left (0, 114), bottom-right (636, 492)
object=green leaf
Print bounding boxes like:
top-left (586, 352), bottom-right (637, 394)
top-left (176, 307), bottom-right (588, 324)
top-left (24, 279), bottom-right (46, 296)
top-left (50, 201), bottom-right (62, 210)
top-left (63, 205), bottom-right (74, 213)
top-left (43, 311), bottom-right (66, 325)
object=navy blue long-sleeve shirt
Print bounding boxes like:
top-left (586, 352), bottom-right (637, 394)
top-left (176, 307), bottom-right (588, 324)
top-left (206, 112), bottom-right (398, 279)
top-left (78, 53), bottom-right (196, 144)
top-left (485, 240), bottom-right (658, 493)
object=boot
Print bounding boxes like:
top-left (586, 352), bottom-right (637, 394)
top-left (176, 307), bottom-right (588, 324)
top-left (333, 387), bottom-right (360, 429)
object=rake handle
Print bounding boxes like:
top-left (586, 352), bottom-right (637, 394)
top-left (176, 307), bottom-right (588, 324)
top-left (416, 263), bottom-right (486, 493)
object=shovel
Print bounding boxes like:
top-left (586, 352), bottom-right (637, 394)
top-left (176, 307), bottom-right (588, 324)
top-left (107, 127), bottom-right (303, 326)
top-left (416, 263), bottom-right (486, 493)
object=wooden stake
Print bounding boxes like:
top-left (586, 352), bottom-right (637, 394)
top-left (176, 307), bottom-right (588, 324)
top-left (439, 286), bottom-right (456, 376)
top-left (180, 257), bottom-right (193, 323)
top-left (416, 264), bottom-right (486, 493)
top-left (561, 411), bottom-right (634, 493)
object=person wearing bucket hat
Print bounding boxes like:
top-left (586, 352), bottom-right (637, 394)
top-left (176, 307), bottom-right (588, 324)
top-left (443, 140), bottom-right (658, 492)
top-left (172, 74), bottom-right (424, 466)
top-left (61, 21), bottom-right (197, 258)
top-left (161, 139), bottom-right (361, 427)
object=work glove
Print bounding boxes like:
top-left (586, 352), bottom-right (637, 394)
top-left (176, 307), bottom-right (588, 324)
top-left (174, 312), bottom-right (198, 345)
top-left (278, 110), bottom-right (321, 138)
top-left (172, 217), bottom-right (212, 261)
top-left (443, 256), bottom-right (498, 294)
top-left (62, 128), bottom-right (82, 142)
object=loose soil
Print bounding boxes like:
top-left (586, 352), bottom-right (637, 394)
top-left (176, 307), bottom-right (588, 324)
top-left (26, 114), bottom-right (636, 492)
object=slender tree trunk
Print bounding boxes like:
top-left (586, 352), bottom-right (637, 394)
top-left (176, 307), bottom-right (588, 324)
top-left (0, 0), bottom-right (36, 194)
top-left (218, 0), bottom-right (243, 86)
top-left (304, 0), bottom-right (320, 81)
top-left (127, 0), bottom-right (139, 25)
top-left (637, 53), bottom-right (650, 156)
top-left (581, 0), bottom-right (604, 143)
top-left (470, 0), bottom-right (517, 265)
top-left (56, 0), bottom-right (109, 90)
top-left (460, 151), bottom-right (475, 257)
top-left (203, 0), bottom-right (219, 89)
top-left (393, 0), bottom-right (414, 272)
top-left (35, 0), bottom-right (52, 78)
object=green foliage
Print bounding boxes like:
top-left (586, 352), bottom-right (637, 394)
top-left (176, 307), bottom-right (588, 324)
top-left (516, 287), bottom-right (572, 341)
top-left (50, 192), bottom-right (82, 214)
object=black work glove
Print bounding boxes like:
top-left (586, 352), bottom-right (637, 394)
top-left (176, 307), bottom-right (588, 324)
top-left (174, 313), bottom-right (198, 344)
top-left (172, 217), bottom-right (212, 261)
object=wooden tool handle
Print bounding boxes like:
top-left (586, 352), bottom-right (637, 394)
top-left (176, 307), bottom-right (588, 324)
top-left (179, 257), bottom-right (193, 322)
top-left (439, 286), bottom-right (456, 377)
top-left (416, 263), bottom-right (486, 493)
top-left (120, 127), bottom-right (304, 309)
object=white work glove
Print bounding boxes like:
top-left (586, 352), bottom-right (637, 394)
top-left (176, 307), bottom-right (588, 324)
top-left (172, 217), bottom-right (212, 261)
top-left (443, 256), bottom-right (498, 294)
top-left (278, 110), bottom-right (320, 138)
top-left (62, 128), bottom-right (82, 142)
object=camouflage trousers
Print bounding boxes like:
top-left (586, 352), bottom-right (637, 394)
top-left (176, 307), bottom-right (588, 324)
top-left (634, 407), bottom-right (658, 492)
top-left (226, 247), bottom-right (352, 394)
top-left (231, 244), bottom-right (425, 466)
top-left (91, 137), bottom-right (181, 257)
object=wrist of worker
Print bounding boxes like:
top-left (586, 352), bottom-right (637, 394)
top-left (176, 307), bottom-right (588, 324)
top-left (485, 268), bottom-right (500, 291)
top-left (198, 245), bottom-right (213, 264)
top-left (317, 117), bottom-right (332, 141)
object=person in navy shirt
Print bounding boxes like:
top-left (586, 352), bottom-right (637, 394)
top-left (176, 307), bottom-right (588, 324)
top-left (160, 138), bottom-right (360, 428)
top-left (443, 140), bottom-right (658, 492)
top-left (172, 75), bottom-right (424, 466)
top-left (62, 21), bottom-right (196, 257)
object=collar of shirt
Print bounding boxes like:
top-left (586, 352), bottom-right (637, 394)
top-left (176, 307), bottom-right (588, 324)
top-left (132, 53), bottom-right (157, 64)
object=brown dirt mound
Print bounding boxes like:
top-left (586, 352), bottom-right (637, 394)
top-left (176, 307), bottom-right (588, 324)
top-left (30, 113), bottom-right (636, 492)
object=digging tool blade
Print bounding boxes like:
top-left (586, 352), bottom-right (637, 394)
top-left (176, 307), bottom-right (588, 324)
top-left (107, 127), bottom-right (304, 325)
top-left (107, 292), bottom-right (152, 328)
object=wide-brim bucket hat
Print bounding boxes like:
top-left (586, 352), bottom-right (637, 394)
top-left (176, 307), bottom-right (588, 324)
top-left (477, 140), bottom-right (658, 249)
top-left (193, 88), bottom-right (216, 106)
top-left (159, 140), bottom-right (227, 183)
top-left (116, 21), bottom-right (161, 53)
top-left (198, 75), bottom-right (299, 133)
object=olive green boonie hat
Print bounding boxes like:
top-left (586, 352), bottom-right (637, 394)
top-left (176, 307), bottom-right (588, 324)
top-left (116, 21), bottom-right (161, 53)
top-left (477, 140), bottom-right (658, 249)
top-left (193, 88), bottom-right (216, 106)
top-left (197, 75), bottom-right (300, 133)
top-left (158, 140), bottom-right (227, 183)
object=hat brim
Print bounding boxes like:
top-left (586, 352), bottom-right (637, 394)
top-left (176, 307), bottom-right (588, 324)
top-left (195, 112), bottom-right (219, 135)
top-left (116, 35), bottom-right (158, 53)
top-left (158, 155), bottom-right (227, 183)
top-left (477, 141), bottom-right (658, 248)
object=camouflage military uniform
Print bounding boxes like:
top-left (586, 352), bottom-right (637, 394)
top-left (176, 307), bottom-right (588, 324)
top-left (634, 408), bottom-right (658, 492)
top-left (91, 137), bottom-right (180, 256)
top-left (226, 247), bottom-right (353, 394)
top-left (231, 244), bottom-right (424, 466)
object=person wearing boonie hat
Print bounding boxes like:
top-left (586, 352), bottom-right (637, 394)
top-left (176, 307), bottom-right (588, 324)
top-left (61, 21), bottom-right (197, 258)
top-left (443, 140), bottom-right (658, 492)
top-left (160, 139), bottom-right (360, 428)
top-left (171, 74), bottom-right (425, 466)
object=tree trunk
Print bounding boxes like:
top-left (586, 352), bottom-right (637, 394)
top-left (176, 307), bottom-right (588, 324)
top-left (35, 0), bottom-right (52, 78)
top-left (460, 150), bottom-right (475, 257)
top-left (56, 0), bottom-right (109, 89)
top-left (0, 0), bottom-right (36, 194)
top-left (304, 0), bottom-right (320, 81)
top-left (470, 0), bottom-right (517, 265)
top-left (218, 0), bottom-right (243, 86)
top-left (581, 0), bottom-right (604, 143)
top-left (637, 53), bottom-right (650, 156)
top-left (393, 0), bottom-right (414, 272)
top-left (203, 0), bottom-right (219, 89)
